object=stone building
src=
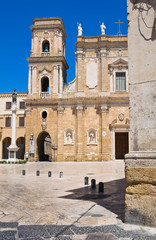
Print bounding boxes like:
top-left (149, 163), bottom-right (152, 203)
top-left (125, 0), bottom-right (156, 226)
top-left (0, 93), bottom-right (27, 159)
top-left (0, 17), bottom-right (129, 162)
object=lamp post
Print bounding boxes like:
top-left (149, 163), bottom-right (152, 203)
top-left (52, 144), bottom-right (57, 162)
top-left (7, 89), bottom-right (19, 162)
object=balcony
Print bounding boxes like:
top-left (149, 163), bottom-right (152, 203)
top-left (40, 92), bottom-right (49, 99)
top-left (41, 52), bottom-right (50, 57)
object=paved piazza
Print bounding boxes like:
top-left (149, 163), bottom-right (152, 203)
top-left (0, 161), bottom-right (156, 239)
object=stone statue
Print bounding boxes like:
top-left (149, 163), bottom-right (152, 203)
top-left (100, 22), bottom-right (106, 35)
top-left (66, 132), bottom-right (72, 144)
top-left (89, 132), bottom-right (96, 144)
top-left (12, 89), bottom-right (17, 103)
top-left (78, 23), bottom-right (83, 36)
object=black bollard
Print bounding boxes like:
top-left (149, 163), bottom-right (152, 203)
top-left (48, 171), bottom-right (52, 177)
top-left (36, 170), bottom-right (40, 176)
top-left (84, 177), bottom-right (89, 185)
top-left (22, 170), bottom-right (26, 176)
top-left (59, 171), bottom-right (63, 178)
top-left (98, 182), bottom-right (104, 193)
top-left (91, 179), bottom-right (96, 189)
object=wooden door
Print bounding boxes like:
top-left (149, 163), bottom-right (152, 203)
top-left (115, 132), bottom-right (129, 159)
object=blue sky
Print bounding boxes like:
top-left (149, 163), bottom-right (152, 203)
top-left (0, 0), bottom-right (127, 93)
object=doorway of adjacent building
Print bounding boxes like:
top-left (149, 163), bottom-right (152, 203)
top-left (16, 137), bottom-right (25, 159)
top-left (2, 137), bottom-right (11, 159)
top-left (115, 132), bottom-right (129, 159)
top-left (37, 131), bottom-right (52, 161)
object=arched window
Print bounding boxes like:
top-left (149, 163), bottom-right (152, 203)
top-left (41, 77), bottom-right (49, 92)
top-left (42, 40), bottom-right (50, 52)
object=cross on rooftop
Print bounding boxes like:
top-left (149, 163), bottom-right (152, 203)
top-left (115, 19), bottom-right (124, 35)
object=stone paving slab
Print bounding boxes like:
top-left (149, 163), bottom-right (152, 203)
top-left (0, 223), bottom-right (155, 240)
top-left (0, 162), bottom-right (156, 239)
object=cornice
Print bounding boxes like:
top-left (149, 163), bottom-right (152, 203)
top-left (75, 35), bottom-right (128, 50)
top-left (26, 56), bottom-right (69, 69)
top-left (31, 18), bottom-right (67, 38)
top-left (0, 92), bottom-right (28, 98)
top-left (25, 95), bottom-right (129, 107)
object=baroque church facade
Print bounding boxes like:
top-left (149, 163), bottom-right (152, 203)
top-left (0, 17), bottom-right (129, 162)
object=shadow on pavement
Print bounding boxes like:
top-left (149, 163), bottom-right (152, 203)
top-left (60, 178), bottom-right (126, 222)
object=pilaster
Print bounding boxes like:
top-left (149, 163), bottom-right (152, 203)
top-left (75, 50), bottom-right (85, 92)
top-left (76, 104), bottom-right (85, 161)
top-left (100, 50), bottom-right (108, 92)
top-left (98, 105), bottom-right (110, 161)
top-left (53, 65), bottom-right (59, 94)
top-left (57, 105), bottom-right (64, 161)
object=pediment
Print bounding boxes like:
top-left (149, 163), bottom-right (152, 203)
top-left (108, 58), bottom-right (128, 69)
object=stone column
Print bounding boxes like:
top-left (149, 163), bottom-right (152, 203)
top-left (7, 91), bottom-right (19, 161)
top-left (57, 105), bottom-right (64, 161)
top-left (125, 0), bottom-right (156, 226)
top-left (76, 104), bottom-right (84, 161)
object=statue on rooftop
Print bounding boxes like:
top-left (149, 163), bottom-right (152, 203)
top-left (100, 22), bottom-right (106, 35)
top-left (78, 23), bottom-right (83, 36)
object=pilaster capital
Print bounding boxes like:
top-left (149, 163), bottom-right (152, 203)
top-left (57, 106), bottom-right (64, 114)
top-left (96, 105), bottom-right (109, 114)
top-left (76, 105), bottom-right (85, 114)
top-left (75, 50), bottom-right (85, 59)
top-left (25, 107), bottom-right (32, 115)
top-left (53, 65), bottom-right (59, 70)
top-left (100, 105), bottom-right (109, 113)
top-left (99, 49), bottom-right (109, 58)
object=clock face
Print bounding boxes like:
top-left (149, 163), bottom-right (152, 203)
top-left (137, 2), bottom-right (155, 40)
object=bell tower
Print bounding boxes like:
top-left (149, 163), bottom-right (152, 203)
top-left (27, 18), bottom-right (69, 98)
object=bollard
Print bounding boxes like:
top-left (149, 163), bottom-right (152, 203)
top-left (98, 182), bottom-right (104, 193)
top-left (48, 171), bottom-right (52, 177)
top-left (22, 170), bottom-right (26, 176)
top-left (36, 170), bottom-right (40, 176)
top-left (59, 171), bottom-right (63, 178)
top-left (84, 177), bottom-right (89, 185)
top-left (91, 179), bottom-right (96, 189)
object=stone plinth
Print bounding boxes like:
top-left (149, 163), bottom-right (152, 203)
top-left (7, 145), bottom-right (19, 162)
top-left (125, 157), bottom-right (156, 226)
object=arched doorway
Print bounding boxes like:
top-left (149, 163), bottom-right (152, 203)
top-left (37, 132), bottom-right (52, 161)
top-left (16, 137), bottom-right (25, 159)
top-left (2, 137), bottom-right (11, 159)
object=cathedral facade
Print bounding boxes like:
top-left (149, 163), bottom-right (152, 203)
top-left (0, 18), bottom-right (129, 162)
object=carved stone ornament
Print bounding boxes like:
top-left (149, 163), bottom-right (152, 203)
top-left (41, 119), bottom-right (47, 130)
top-left (43, 31), bottom-right (49, 39)
top-left (118, 113), bottom-right (124, 121)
